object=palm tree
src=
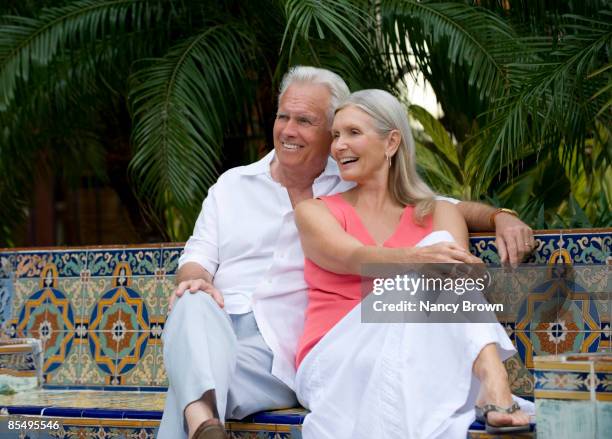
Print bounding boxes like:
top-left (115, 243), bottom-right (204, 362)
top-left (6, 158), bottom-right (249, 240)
top-left (383, 0), bottom-right (611, 226)
top-left (0, 0), bottom-right (372, 243)
top-left (1, 0), bottom-right (609, 245)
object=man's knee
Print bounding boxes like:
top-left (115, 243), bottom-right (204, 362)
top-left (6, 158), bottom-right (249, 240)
top-left (163, 292), bottom-right (225, 343)
top-left (170, 291), bottom-right (220, 318)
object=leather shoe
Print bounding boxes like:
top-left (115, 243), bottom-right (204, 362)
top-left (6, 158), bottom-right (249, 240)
top-left (192, 418), bottom-right (228, 439)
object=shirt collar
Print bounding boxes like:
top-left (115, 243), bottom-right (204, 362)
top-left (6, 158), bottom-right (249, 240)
top-left (239, 150), bottom-right (341, 180)
top-left (239, 150), bottom-right (275, 176)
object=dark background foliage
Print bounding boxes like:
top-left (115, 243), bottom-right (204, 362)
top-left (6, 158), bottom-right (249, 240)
top-left (0, 0), bottom-right (609, 247)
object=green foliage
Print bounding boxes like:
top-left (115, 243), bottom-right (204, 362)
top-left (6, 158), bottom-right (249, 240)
top-left (0, 0), bottom-right (610, 245)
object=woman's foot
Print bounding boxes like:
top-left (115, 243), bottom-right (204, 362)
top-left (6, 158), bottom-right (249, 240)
top-left (473, 345), bottom-right (530, 430)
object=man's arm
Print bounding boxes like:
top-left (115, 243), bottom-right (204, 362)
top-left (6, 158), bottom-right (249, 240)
top-left (456, 201), bottom-right (535, 266)
top-left (168, 182), bottom-right (223, 312)
top-left (176, 261), bottom-right (214, 285)
top-left (168, 262), bottom-right (223, 311)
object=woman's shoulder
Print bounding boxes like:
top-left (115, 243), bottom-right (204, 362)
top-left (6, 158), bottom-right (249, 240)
top-left (432, 199), bottom-right (461, 216)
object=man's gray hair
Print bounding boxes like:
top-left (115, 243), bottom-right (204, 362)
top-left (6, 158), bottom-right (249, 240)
top-left (278, 66), bottom-right (350, 125)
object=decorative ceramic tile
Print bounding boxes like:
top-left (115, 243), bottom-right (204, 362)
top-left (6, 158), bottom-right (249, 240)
top-left (87, 248), bottom-right (161, 277)
top-left (149, 317), bottom-right (164, 345)
top-left (14, 280), bottom-right (76, 373)
top-left (0, 389), bottom-right (165, 410)
top-left (0, 278), bottom-right (13, 333)
top-left (554, 331), bottom-right (602, 357)
top-left (11, 277), bottom-right (41, 326)
top-left (601, 321), bottom-right (611, 352)
top-left (469, 234), bottom-right (560, 265)
top-left (561, 232), bottom-right (611, 264)
top-left (85, 269), bottom-right (150, 331)
top-left (87, 330), bottom-right (120, 382)
top-left (41, 331), bottom-right (76, 377)
top-left (534, 353), bottom-right (612, 401)
top-left (487, 266), bottom-right (553, 321)
top-left (468, 433), bottom-right (534, 439)
top-left (111, 328), bottom-right (150, 381)
top-left (121, 341), bottom-right (157, 387)
top-left (0, 251), bottom-right (14, 276)
top-left (161, 246), bottom-right (184, 276)
top-left (42, 420), bottom-right (158, 439)
top-left (0, 340), bottom-right (41, 380)
top-left (151, 343), bottom-right (168, 387)
top-left (86, 274), bottom-right (151, 382)
top-left (13, 252), bottom-right (52, 279)
top-left (131, 276), bottom-right (167, 320)
top-left (77, 337), bottom-right (108, 386)
top-left (82, 276), bottom-right (113, 324)
top-left (44, 338), bottom-right (80, 385)
top-left (14, 251), bottom-right (87, 279)
top-left (504, 353), bottom-right (534, 396)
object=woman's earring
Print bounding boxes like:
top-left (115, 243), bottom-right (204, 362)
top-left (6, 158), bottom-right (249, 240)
top-left (385, 152), bottom-right (391, 168)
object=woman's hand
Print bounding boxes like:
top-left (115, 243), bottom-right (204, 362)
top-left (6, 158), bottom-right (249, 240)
top-left (404, 242), bottom-right (483, 264)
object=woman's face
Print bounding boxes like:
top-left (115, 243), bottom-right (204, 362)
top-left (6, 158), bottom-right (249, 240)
top-left (331, 106), bottom-right (393, 182)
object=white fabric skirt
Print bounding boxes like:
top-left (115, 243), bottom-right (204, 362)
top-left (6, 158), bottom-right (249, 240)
top-left (295, 303), bottom-right (520, 439)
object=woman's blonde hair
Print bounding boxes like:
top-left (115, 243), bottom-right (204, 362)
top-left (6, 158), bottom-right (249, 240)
top-left (336, 89), bottom-right (436, 222)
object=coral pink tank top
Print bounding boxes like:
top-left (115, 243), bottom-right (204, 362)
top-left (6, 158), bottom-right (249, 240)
top-left (295, 193), bottom-right (433, 368)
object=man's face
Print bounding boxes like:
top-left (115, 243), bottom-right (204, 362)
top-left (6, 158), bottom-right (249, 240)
top-left (272, 83), bottom-right (333, 176)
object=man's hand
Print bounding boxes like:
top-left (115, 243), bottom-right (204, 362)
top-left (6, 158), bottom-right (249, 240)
top-left (494, 213), bottom-right (536, 266)
top-left (168, 278), bottom-right (224, 312)
top-left (407, 242), bottom-right (483, 264)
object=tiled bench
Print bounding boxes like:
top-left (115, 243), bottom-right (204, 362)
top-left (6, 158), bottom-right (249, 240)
top-left (0, 229), bottom-right (609, 438)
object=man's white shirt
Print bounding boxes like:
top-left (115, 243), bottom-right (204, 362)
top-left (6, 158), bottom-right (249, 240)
top-left (179, 150), bottom-right (457, 390)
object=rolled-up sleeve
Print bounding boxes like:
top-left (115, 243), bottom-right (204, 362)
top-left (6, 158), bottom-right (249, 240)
top-left (178, 184), bottom-right (220, 276)
top-left (435, 195), bottom-right (460, 204)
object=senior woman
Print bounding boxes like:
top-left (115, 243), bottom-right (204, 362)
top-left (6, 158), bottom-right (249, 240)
top-left (294, 89), bottom-right (530, 438)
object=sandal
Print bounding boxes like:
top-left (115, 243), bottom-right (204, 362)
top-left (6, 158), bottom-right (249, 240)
top-left (475, 402), bottom-right (530, 434)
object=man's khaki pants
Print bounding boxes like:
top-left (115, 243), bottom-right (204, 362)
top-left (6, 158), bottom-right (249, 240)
top-left (158, 293), bottom-right (297, 438)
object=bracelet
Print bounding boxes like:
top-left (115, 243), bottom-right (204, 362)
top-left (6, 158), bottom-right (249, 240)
top-left (490, 208), bottom-right (519, 229)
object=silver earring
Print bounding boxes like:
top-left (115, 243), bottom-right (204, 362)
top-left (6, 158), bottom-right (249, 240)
top-left (385, 152), bottom-right (391, 168)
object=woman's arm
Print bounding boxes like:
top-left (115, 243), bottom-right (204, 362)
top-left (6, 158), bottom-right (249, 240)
top-left (432, 200), bottom-right (470, 251)
top-left (295, 199), bottom-right (479, 275)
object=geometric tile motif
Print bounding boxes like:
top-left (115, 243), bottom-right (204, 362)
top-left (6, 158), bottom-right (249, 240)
top-left (534, 354), bottom-right (612, 402)
top-left (516, 272), bottom-right (601, 368)
top-left (534, 370), bottom-right (591, 394)
top-left (88, 263), bottom-right (150, 376)
top-left (16, 264), bottom-right (75, 374)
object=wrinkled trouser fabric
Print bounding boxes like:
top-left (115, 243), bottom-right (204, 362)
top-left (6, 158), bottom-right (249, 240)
top-left (158, 293), bottom-right (297, 439)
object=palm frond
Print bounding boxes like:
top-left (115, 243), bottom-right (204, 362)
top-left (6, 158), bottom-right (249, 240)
top-left (0, 0), bottom-right (166, 109)
top-left (477, 10), bottom-right (611, 184)
top-left (128, 23), bottom-right (255, 240)
top-left (280, 0), bottom-right (369, 66)
top-left (381, 0), bottom-right (522, 102)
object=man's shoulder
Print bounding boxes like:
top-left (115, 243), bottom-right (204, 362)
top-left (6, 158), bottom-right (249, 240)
top-left (215, 153), bottom-right (272, 186)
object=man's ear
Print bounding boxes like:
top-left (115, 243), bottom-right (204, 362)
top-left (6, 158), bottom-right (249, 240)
top-left (386, 130), bottom-right (401, 157)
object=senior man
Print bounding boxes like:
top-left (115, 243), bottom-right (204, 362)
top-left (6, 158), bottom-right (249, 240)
top-left (158, 66), bottom-right (534, 439)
